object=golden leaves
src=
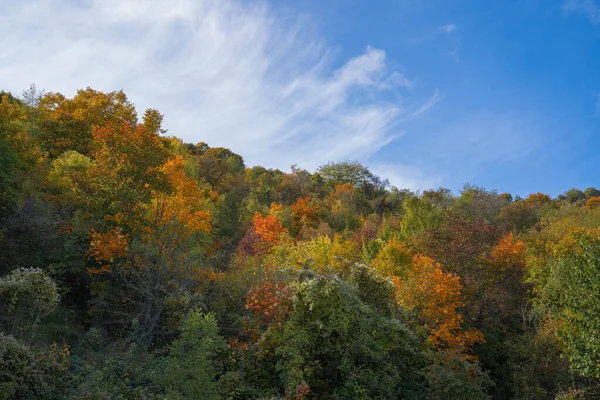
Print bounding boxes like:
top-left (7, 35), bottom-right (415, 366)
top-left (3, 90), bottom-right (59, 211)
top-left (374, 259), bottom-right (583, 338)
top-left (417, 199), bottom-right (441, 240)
top-left (586, 196), bottom-right (600, 210)
top-left (487, 232), bottom-right (526, 270)
top-left (291, 196), bottom-right (319, 226)
top-left (394, 254), bottom-right (484, 356)
top-left (88, 228), bottom-right (129, 263)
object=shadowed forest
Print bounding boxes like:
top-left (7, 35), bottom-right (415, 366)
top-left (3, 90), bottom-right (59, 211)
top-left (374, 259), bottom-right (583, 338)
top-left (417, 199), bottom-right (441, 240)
top-left (2, 87), bottom-right (600, 399)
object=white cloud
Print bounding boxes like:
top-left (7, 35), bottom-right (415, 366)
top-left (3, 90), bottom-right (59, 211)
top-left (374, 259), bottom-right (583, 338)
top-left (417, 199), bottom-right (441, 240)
top-left (0, 0), bottom-right (438, 175)
top-left (370, 163), bottom-right (441, 191)
top-left (440, 24), bottom-right (456, 33)
top-left (563, 0), bottom-right (600, 24)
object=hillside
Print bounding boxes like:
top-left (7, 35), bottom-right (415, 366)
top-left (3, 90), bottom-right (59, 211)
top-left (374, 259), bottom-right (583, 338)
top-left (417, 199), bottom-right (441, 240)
top-left (1, 88), bottom-right (600, 399)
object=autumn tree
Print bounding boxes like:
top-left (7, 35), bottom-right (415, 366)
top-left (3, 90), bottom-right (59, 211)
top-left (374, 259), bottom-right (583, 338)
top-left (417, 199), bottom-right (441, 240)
top-left (245, 211), bottom-right (289, 255)
top-left (525, 192), bottom-right (551, 205)
top-left (586, 196), bottom-right (600, 209)
top-left (290, 195), bottom-right (320, 236)
top-left (484, 233), bottom-right (528, 320)
top-left (394, 254), bottom-right (484, 356)
top-left (63, 120), bottom-right (168, 220)
top-left (38, 88), bottom-right (138, 157)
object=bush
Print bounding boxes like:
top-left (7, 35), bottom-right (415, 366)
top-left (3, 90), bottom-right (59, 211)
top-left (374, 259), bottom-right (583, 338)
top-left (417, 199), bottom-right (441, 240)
top-left (0, 333), bottom-right (68, 400)
top-left (0, 268), bottom-right (59, 335)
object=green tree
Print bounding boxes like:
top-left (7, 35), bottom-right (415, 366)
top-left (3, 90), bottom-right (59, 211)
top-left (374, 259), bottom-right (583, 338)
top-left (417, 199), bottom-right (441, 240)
top-left (584, 187), bottom-right (600, 199)
top-left (161, 311), bottom-right (225, 399)
top-left (0, 139), bottom-right (19, 215)
top-left (275, 274), bottom-right (425, 399)
top-left (400, 194), bottom-right (443, 237)
top-left (317, 160), bottom-right (388, 199)
top-left (0, 334), bottom-right (69, 400)
top-left (563, 189), bottom-right (586, 204)
top-left (424, 351), bottom-right (491, 400)
top-left (542, 231), bottom-right (600, 378)
top-left (0, 268), bottom-right (59, 336)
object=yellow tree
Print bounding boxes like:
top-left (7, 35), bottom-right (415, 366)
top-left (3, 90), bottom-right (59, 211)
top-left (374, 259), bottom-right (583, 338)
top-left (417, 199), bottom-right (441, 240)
top-left (38, 88), bottom-right (138, 157)
top-left (0, 94), bottom-right (42, 164)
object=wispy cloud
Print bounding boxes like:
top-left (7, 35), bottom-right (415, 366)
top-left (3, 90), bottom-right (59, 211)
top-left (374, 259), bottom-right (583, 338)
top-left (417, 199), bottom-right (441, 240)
top-left (389, 110), bottom-right (547, 190)
top-left (439, 24), bottom-right (461, 63)
top-left (0, 0), bottom-right (438, 175)
top-left (563, 0), bottom-right (600, 24)
top-left (370, 163), bottom-right (441, 191)
top-left (439, 24), bottom-right (457, 33)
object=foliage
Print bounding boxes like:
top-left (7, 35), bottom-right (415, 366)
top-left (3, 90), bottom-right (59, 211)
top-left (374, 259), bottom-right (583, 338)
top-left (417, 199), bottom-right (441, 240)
top-left (0, 333), bottom-right (69, 400)
top-left (161, 311), bottom-right (225, 399)
top-left (394, 255), bottom-right (484, 355)
top-left (400, 194), bottom-right (443, 237)
top-left (537, 230), bottom-right (600, 378)
top-left (0, 139), bottom-right (20, 215)
top-left (585, 196), bottom-right (600, 209)
top-left (424, 351), bottom-right (492, 400)
top-left (317, 160), bottom-right (388, 198)
top-left (1, 86), bottom-right (598, 398)
top-left (274, 275), bottom-right (425, 399)
top-left (0, 268), bottom-right (59, 335)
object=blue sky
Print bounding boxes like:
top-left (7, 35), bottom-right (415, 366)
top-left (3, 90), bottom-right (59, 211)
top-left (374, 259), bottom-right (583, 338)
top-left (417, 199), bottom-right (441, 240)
top-left (1, 0), bottom-right (599, 196)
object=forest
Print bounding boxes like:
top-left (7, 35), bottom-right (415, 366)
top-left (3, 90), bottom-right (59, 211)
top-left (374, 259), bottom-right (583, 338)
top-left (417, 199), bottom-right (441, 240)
top-left (1, 86), bottom-right (600, 399)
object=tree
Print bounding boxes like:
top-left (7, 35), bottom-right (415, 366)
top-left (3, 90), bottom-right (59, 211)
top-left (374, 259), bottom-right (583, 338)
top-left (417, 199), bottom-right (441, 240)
top-left (161, 311), bottom-right (225, 399)
top-left (370, 237), bottom-right (413, 278)
top-left (394, 255), bottom-right (484, 356)
top-left (290, 195), bottom-right (319, 236)
top-left (586, 196), bottom-right (600, 210)
top-left (584, 187), bottom-right (600, 199)
top-left (538, 230), bottom-right (600, 378)
top-left (484, 233), bottom-right (528, 319)
top-left (400, 194), bottom-right (443, 237)
top-left (0, 268), bottom-right (59, 336)
top-left (498, 192), bottom-right (513, 202)
top-left (419, 213), bottom-right (502, 277)
top-left (451, 184), bottom-right (504, 223)
top-left (325, 183), bottom-right (364, 232)
top-left (525, 192), bottom-right (552, 205)
top-left (0, 139), bottom-right (20, 215)
top-left (248, 211), bottom-right (289, 255)
top-left (424, 351), bottom-right (492, 400)
top-left (563, 189), bottom-right (586, 204)
top-left (0, 333), bottom-right (69, 400)
top-left (21, 83), bottom-right (45, 108)
top-left (37, 88), bottom-right (138, 157)
top-left (0, 93), bottom-right (41, 165)
top-left (243, 282), bottom-right (294, 343)
top-left (497, 200), bottom-right (539, 232)
top-left (71, 121), bottom-right (170, 217)
top-left (275, 275), bottom-right (425, 399)
top-left (317, 160), bottom-right (388, 198)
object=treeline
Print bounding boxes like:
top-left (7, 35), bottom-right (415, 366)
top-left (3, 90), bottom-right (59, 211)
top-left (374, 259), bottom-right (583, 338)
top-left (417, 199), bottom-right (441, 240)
top-left (1, 86), bottom-right (600, 399)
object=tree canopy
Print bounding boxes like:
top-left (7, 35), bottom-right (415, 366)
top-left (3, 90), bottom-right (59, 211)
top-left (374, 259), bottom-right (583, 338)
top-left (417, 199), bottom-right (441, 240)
top-left (0, 87), bottom-right (598, 399)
